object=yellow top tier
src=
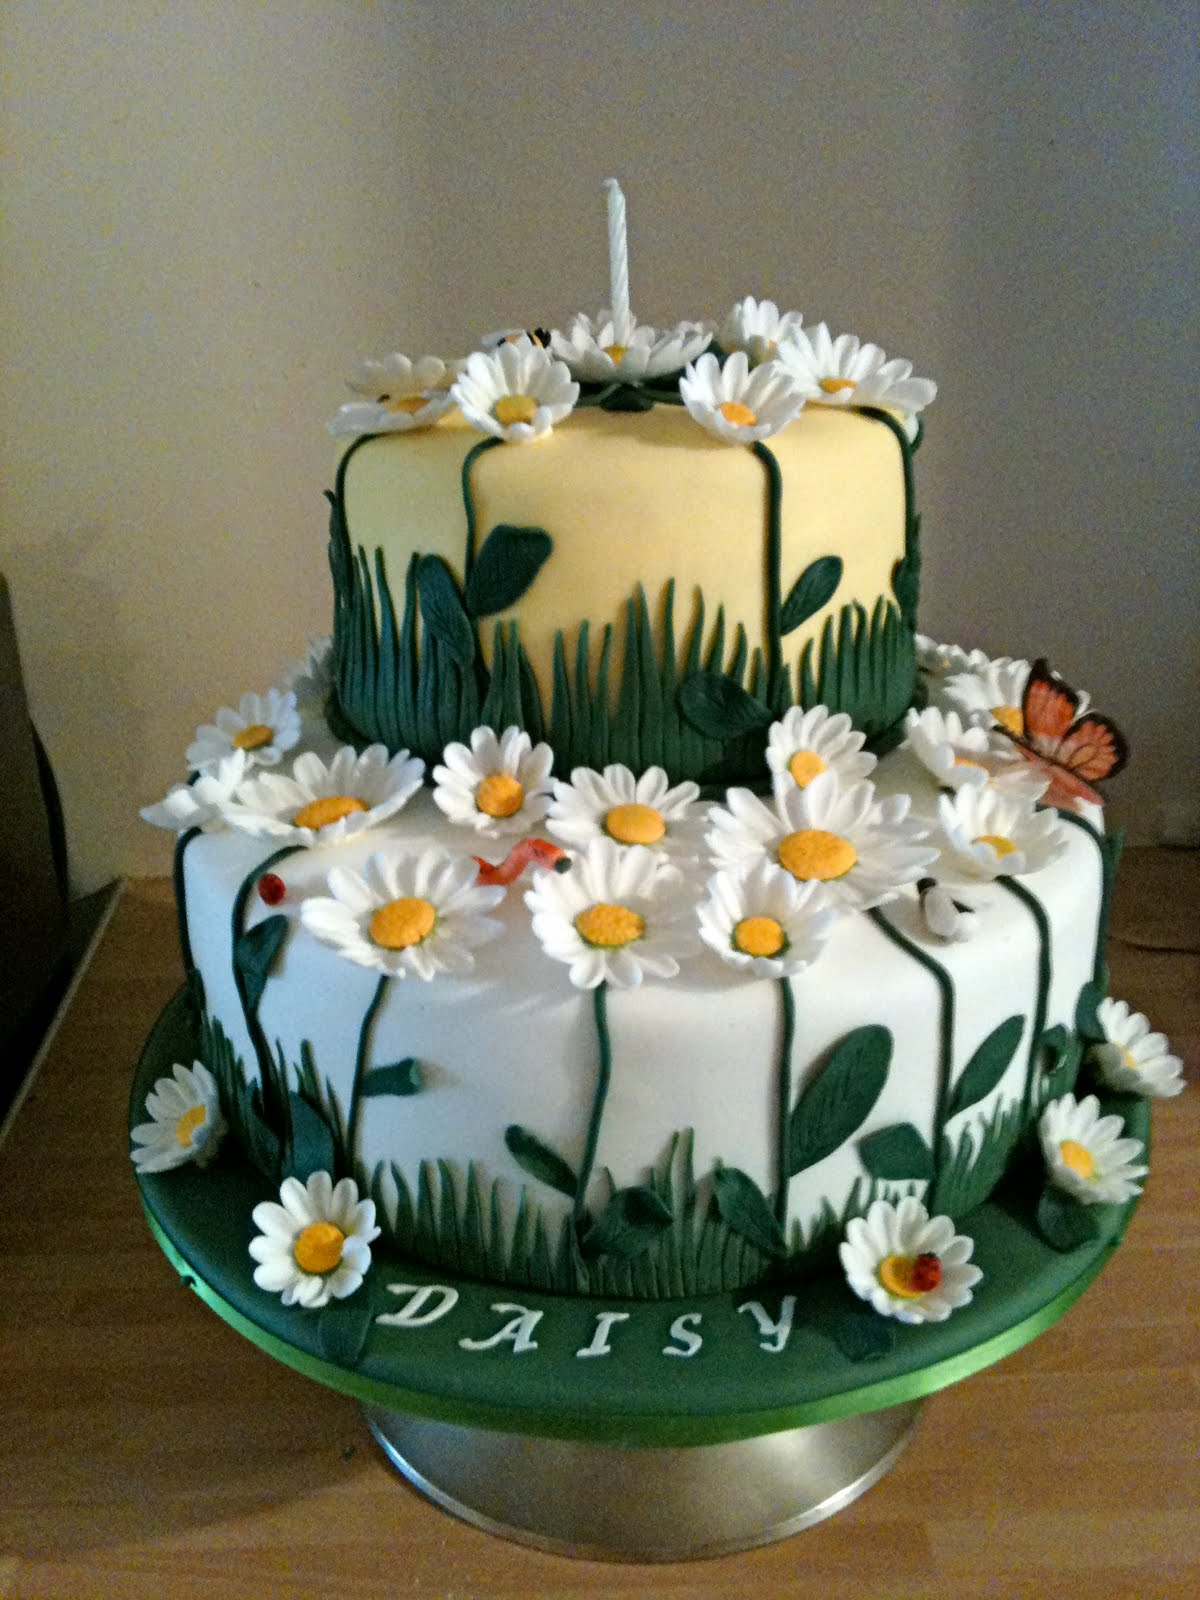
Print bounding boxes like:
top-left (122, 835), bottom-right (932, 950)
top-left (330, 399), bottom-right (919, 785)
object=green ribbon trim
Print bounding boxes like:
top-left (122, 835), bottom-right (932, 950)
top-left (751, 440), bottom-right (784, 701)
top-left (867, 907), bottom-right (955, 1177)
top-left (999, 878), bottom-right (1052, 1128)
top-left (776, 979), bottom-right (796, 1229)
top-left (574, 982), bottom-right (613, 1227)
top-left (139, 1194), bottom-right (1130, 1447)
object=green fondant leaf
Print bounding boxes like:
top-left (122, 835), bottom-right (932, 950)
top-left (711, 1166), bottom-right (788, 1259)
top-left (464, 525), bottom-right (553, 617)
top-left (283, 1092), bottom-right (336, 1181)
top-left (318, 1291), bottom-right (375, 1367)
top-left (234, 914), bottom-right (289, 1014)
top-left (824, 1304), bottom-right (897, 1363)
top-left (678, 670), bottom-right (773, 739)
top-left (504, 1125), bottom-right (578, 1199)
top-left (416, 554), bottom-right (474, 668)
top-left (857, 1122), bottom-right (935, 1182)
top-left (780, 555), bottom-right (843, 635)
top-left (788, 1025), bottom-right (892, 1176)
top-left (579, 1184), bottom-right (673, 1260)
top-left (1075, 979), bottom-right (1107, 1044)
top-left (361, 1059), bottom-right (423, 1098)
top-left (892, 548), bottom-right (921, 627)
top-left (1039, 1025), bottom-right (1084, 1103)
top-left (243, 1094), bottom-right (282, 1179)
top-left (1035, 1185), bottom-right (1101, 1253)
top-left (600, 382), bottom-right (655, 413)
top-left (947, 1014), bottom-right (1026, 1119)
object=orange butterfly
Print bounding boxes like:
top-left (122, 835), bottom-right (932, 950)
top-left (999, 658), bottom-right (1129, 809)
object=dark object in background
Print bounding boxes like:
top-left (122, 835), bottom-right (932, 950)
top-left (0, 574), bottom-right (71, 1124)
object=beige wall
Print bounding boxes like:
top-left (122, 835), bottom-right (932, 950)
top-left (2, 1), bottom-right (1195, 890)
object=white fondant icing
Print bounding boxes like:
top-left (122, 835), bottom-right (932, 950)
top-left (376, 1283), bottom-right (459, 1328)
top-left (737, 1297), bottom-right (797, 1354)
top-left (575, 1310), bottom-right (631, 1359)
top-left (663, 1312), bottom-right (704, 1358)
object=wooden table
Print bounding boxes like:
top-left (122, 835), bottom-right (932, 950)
top-left (3, 855), bottom-right (1198, 1600)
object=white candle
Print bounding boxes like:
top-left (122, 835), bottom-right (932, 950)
top-left (604, 178), bottom-right (630, 337)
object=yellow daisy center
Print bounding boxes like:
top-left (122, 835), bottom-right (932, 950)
top-left (602, 342), bottom-right (628, 363)
top-left (605, 803), bottom-right (666, 846)
top-left (233, 723), bottom-right (274, 751)
top-left (494, 393), bottom-right (538, 426)
top-left (953, 756), bottom-right (985, 769)
top-left (476, 772), bottom-right (525, 819)
top-left (1121, 1047), bottom-right (1139, 1073)
top-left (369, 896), bottom-right (436, 950)
top-left (719, 399), bottom-right (758, 427)
top-left (575, 903), bottom-right (645, 949)
top-left (788, 750), bottom-right (827, 788)
top-left (293, 795), bottom-right (368, 831)
top-left (732, 915), bottom-right (786, 958)
top-left (175, 1104), bottom-right (207, 1147)
top-left (878, 1253), bottom-right (942, 1298)
top-left (293, 1221), bottom-right (346, 1275)
top-left (991, 704), bottom-right (1024, 736)
top-left (386, 393), bottom-right (428, 415)
top-left (777, 828), bottom-right (857, 882)
top-left (1059, 1139), bottom-right (1096, 1180)
top-left (975, 833), bottom-right (1017, 858)
top-left (820, 376), bottom-right (857, 394)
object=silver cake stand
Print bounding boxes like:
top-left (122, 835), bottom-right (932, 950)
top-left (362, 1400), bottom-right (921, 1561)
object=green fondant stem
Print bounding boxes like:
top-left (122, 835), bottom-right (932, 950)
top-left (347, 973), bottom-right (390, 1182)
top-left (1057, 810), bottom-right (1120, 986)
top-left (1000, 879), bottom-right (1052, 1129)
top-left (574, 982), bottom-right (614, 1228)
top-left (776, 979), bottom-right (796, 1229)
top-left (460, 437), bottom-right (503, 581)
top-left (172, 826), bottom-right (202, 977)
top-left (751, 441), bottom-right (784, 701)
top-left (230, 844), bottom-right (304, 1125)
top-left (857, 406), bottom-right (917, 571)
top-left (867, 907), bottom-right (955, 1180)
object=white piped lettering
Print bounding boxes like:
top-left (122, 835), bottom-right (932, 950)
top-left (375, 1283), bottom-right (459, 1328)
top-left (575, 1310), bottom-right (631, 1359)
top-left (458, 1302), bottom-right (543, 1353)
top-left (737, 1295), bottom-right (796, 1354)
top-left (662, 1312), bottom-right (703, 1358)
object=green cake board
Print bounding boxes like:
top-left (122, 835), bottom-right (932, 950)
top-left (133, 988), bottom-right (1148, 1449)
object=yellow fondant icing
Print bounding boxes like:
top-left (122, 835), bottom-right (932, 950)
top-left (605, 803), bottom-right (666, 845)
top-left (877, 1253), bottom-right (924, 1298)
top-left (339, 404), bottom-right (907, 708)
top-left (719, 400), bottom-right (757, 427)
top-left (992, 705), bottom-right (1023, 736)
top-left (575, 902), bottom-right (645, 949)
top-left (777, 828), bottom-right (857, 882)
top-left (476, 773), bottom-right (524, 818)
top-left (293, 1221), bottom-right (346, 1274)
top-left (175, 1104), bottom-right (207, 1146)
top-left (1059, 1139), bottom-right (1095, 1180)
top-left (788, 749), bottom-right (827, 787)
top-left (494, 394), bottom-right (538, 426)
top-left (732, 915), bottom-right (786, 958)
top-left (294, 795), bottom-right (368, 830)
top-left (975, 833), bottom-right (1016, 858)
top-left (233, 723), bottom-right (274, 751)
top-left (370, 896), bottom-right (436, 949)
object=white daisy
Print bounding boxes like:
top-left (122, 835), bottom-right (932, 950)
top-left (776, 322), bottom-right (936, 433)
top-left (550, 311), bottom-right (712, 383)
top-left (942, 655), bottom-right (1032, 736)
top-left (328, 352), bottom-right (458, 436)
top-left (706, 771), bottom-right (936, 913)
top-left (130, 1061), bottom-right (227, 1173)
top-left (277, 637), bottom-right (333, 709)
top-left (432, 725), bottom-right (555, 838)
top-left (719, 296), bottom-right (806, 367)
top-left (300, 846), bottom-right (505, 981)
top-left (545, 763), bottom-right (702, 858)
top-left (914, 635), bottom-right (991, 677)
top-left (698, 860), bottom-right (838, 979)
top-left (1039, 1093), bottom-right (1148, 1206)
top-left (839, 1197), bottom-right (982, 1325)
top-left (222, 744), bottom-right (424, 849)
top-left (141, 749), bottom-right (249, 834)
top-left (249, 1171), bottom-right (381, 1310)
top-left (450, 338), bottom-right (579, 443)
top-left (1091, 999), bottom-right (1185, 1098)
top-left (904, 706), bottom-right (1048, 800)
top-left (524, 837), bottom-right (697, 990)
top-left (766, 705), bottom-right (876, 794)
top-left (186, 688), bottom-right (301, 775)
top-left (932, 785), bottom-right (1067, 885)
top-left (917, 879), bottom-right (979, 943)
top-left (679, 350), bottom-right (809, 444)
